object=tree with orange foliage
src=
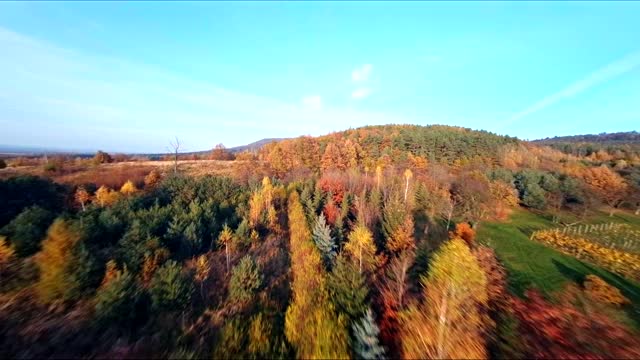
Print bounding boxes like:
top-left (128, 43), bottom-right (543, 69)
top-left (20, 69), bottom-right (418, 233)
top-left (74, 186), bottom-right (90, 211)
top-left (450, 222), bottom-right (476, 247)
top-left (387, 215), bottom-right (415, 254)
top-left (144, 170), bottom-right (161, 188)
top-left (578, 165), bottom-right (628, 216)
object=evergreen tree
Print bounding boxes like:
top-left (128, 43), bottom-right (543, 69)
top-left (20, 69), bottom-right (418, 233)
top-left (353, 308), bottom-right (386, 360)
top-left (312, 214), bottom-right (336, 267)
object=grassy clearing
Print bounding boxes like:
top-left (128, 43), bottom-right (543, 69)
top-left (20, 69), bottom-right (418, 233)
top-left (477, 209), bottom-right (640, 305)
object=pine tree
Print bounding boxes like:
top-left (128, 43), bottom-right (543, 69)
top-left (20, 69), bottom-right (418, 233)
top-left (312, 214), bottom-right (336, 267)
top-left (353, 308), bottom-right (386, 360)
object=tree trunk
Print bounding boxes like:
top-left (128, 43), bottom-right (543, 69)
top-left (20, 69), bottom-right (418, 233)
top-left (225, 244), bottom-right (230, 273)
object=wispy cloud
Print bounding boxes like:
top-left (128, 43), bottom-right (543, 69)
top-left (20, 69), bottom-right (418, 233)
top-left (0, 27), bottom-right (408, 152)
top-left (352, 64), bottom-right (373, 82)
top-left (504, 50), bottom-right (640, 125)
top-left (351, 87), bottom-right (372, 100)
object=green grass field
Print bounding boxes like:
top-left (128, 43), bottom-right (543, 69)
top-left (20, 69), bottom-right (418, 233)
top-left (477, 209), bottom-right (640, 304)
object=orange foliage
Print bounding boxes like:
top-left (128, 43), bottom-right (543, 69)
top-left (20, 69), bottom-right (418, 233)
top-left (451, 222), bottom-right (476, 246)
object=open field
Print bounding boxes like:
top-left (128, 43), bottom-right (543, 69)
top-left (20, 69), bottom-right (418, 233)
top-left (477, 209), bottom-right (640, 300)
top-left (0, 159), bottom-right (238, 187)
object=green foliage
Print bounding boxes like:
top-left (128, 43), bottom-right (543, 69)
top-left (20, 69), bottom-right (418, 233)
top-left (228, 255), bottom-right (262, 303)
top-left (0, 206), bottom-right (54, 257)
top-left (352, 308), bottom-right (385, 360)
top-left (94, 267), bottom-right (139, 325)
top-left (149, 260), bottom-right (193, 311)
top-left (312, 214), bottom-right (336, 267)
top-left (327, 255), bottom-right (368, 321)
top-left (0, 175), bottom-right (66, 228)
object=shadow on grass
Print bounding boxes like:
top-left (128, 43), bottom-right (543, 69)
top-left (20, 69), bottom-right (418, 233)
top-left (552, 258), bottom-right (640, 329)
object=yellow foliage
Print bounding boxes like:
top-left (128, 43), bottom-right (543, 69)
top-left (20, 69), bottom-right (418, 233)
top-left (532, 230), bottom-right (640, 281)
top-left (0, 236), bottom-right (16, 276)
top-left (74, 186), bottom-right (90, 211)
top-left (401, 238), bottom-right (489, 359)
top-left (583, 274), bottom-right (630, 306)
top-left (120, 180), bottom-right (138, 195)
top-left (144, 170), bottom-right (161, 188)
top-left (285, 192), bottom-right (349, 359)
top-left (344, 223), bottom-right (377, 274)
top-left (95, 185), bottom-right (119, 207)
top-left (35, 219), bottom-right (83, 303)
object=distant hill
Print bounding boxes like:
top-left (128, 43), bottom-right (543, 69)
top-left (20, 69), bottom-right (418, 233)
top-left (533, 131), bottom-right (640, 145)
top-left (228, 138), bottom-right (286, 153)
top-left (532, 131), bottom-right (640, 157)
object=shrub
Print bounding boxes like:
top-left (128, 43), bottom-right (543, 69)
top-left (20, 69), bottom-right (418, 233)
top-left (583, 274), bottom-right (630, 306)
top-left (228, 255), bottom-right (262, 303)
top-left (149, 260), bottom-right (193, 311)
top-left (0, 159), bottom-right (6, 169)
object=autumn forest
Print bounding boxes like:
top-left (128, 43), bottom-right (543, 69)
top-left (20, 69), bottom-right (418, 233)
top-left (1, 125), bottom-right (640, 359)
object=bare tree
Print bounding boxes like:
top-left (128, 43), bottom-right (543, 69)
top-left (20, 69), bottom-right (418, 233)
top-left (168, 137), bottom-right (181, 174)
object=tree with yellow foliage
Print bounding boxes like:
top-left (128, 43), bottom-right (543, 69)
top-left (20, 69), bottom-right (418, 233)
top-left (387, 216), bottom-right (415, 254)
top-left (95, 185), bottom-right (119, 207)
top-left (0, 236), bottom-right (16, 280)
top-left (285, 192), bottom-right (349, 359)
top-left (344, 223), bottom-right (377, 274)
top-left (403, 168), bottom-right (413, 203)
top-left (400, 238), bottom-right (489, 359)
top-left (120, 180), bottom-right (138, 195)
top-left (218, 224), bottom-right (234, 273)
top-left (35, 219), bottom-right (93, 303)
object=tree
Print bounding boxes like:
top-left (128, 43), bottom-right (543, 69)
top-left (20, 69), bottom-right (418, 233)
top-left (149, 260), bottom-right (193, 311)
top-left (403, 168), bottom-right (413, 203)
top-left (144, 170), bottom-right (162, 188)
top-left (0, 205), bottom-right (54, 257)
top-left (451, 222), bottom-right (475, 247)
top-left (218, 224), bottom-right (233, 273)
top-left (168, 137), bottom-right (181, 174)
top-left (95, 265), bottom-right (138, 325)
top-left (327, 255), bottom-right (368, 320)
top-left (285, 192), bottom-right (350, 359)
top-left (0, 159), bottom-right (6, 169)
top-left (210, 143), bottom-right (234, 161)
top-left (194, 254), bottom-right (210, 301)
top-left (387, 215), bottom-right (415, 254)
top-left (74, 186), bottom-right (90, 211)
top-left (344, 223), bottom-right (377, 274)
top-left (35, 219), bottom-right (94, 303)
top-left (312, 214), bottom-right (336, 267)
top-left (228, 255), bottom-right (262, 303)
top-left (381, 250), bottom-right (414, 309)
top-left (95, 185), bottom-right (119, 207)
top-left (93, 150), bottom-right (112, 165)
top-left (400, 238), bottom-right (489, 359)
top-left (579, 165), bottom-right (628, 216)
top-left (0, 236), bottom-right (16, 281)
top-left (120, 180), bottom-right (138, 195)
top-left (353, 308), bottom-right (386, 360)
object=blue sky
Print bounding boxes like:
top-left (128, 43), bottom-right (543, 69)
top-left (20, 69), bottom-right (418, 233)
top-left (0, 1), bottom-right (639, 153)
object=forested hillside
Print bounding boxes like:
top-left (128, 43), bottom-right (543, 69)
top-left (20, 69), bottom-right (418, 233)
top-left (1, 125), bottom-right (640, 358)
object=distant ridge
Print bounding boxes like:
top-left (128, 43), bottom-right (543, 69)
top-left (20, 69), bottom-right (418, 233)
top-left (533, 131), bottom-right (640, 144)
top-left (228, 138), bottom-right (286, 153)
